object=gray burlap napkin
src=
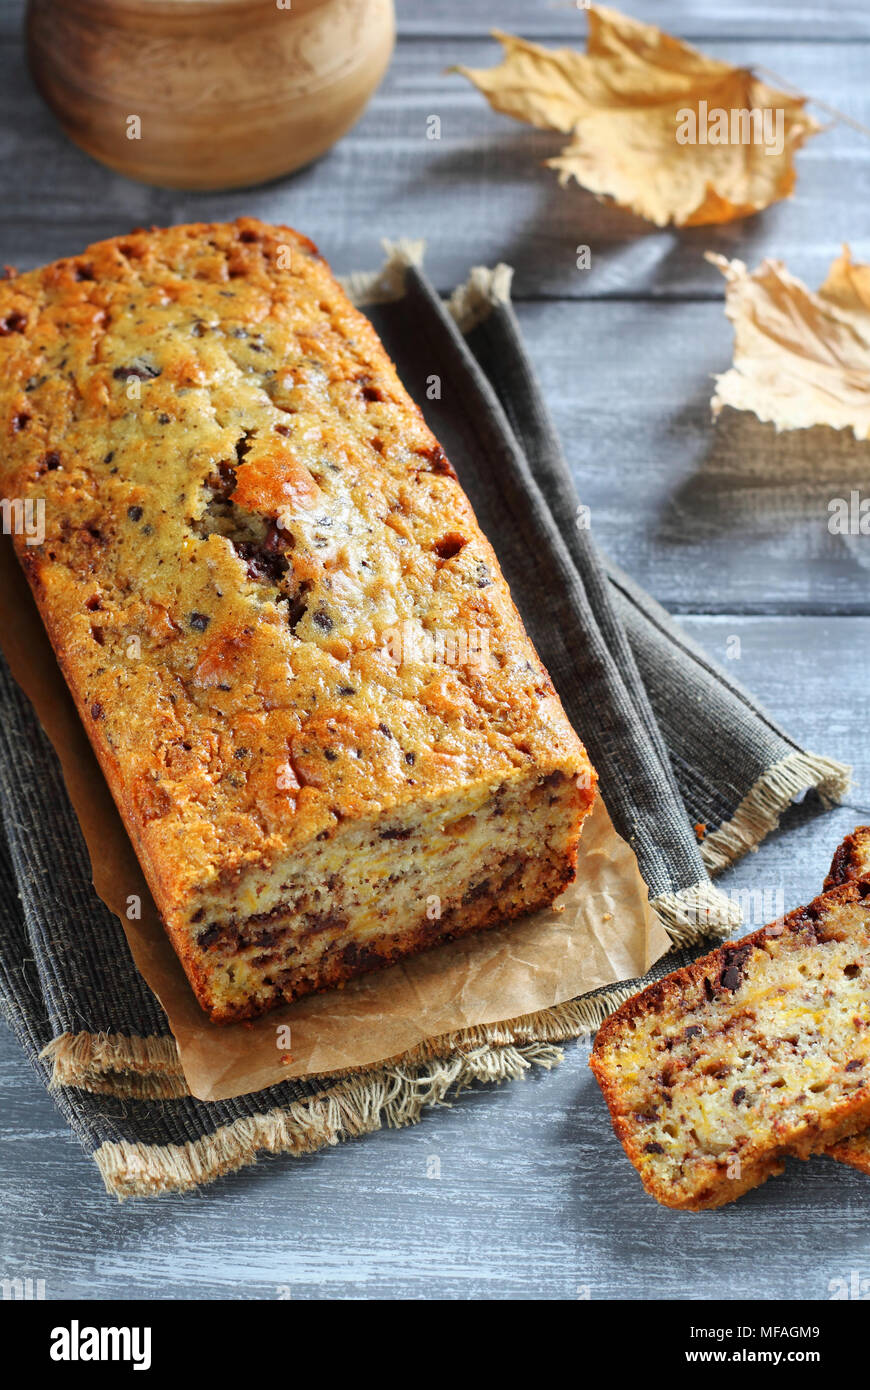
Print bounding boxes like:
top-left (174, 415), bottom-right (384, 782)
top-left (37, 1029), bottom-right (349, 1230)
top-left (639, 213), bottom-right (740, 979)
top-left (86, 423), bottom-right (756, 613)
top-left (0, 249), bottom-right (849, 1196)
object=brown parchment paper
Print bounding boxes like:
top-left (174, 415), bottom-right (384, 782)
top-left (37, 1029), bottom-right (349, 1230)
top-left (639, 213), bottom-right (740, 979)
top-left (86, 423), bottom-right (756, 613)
top-left (0, 538), bottom-right (670, 1102)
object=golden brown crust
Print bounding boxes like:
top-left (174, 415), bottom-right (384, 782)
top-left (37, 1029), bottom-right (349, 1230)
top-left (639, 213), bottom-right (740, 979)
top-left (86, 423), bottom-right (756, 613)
top-left (823, 828), bottom-right (870, 1173)
top-left (826, 1134), bottom-right (870, 1175)
top-left (591, 875), bottom-right (870, 1210)
top-left (825, 825), bottom-right (870, 891)
top-left (0, 219), bottom-right (595, 1019)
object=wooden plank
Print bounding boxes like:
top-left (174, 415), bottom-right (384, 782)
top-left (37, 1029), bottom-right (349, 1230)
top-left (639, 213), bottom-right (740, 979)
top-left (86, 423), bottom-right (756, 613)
top-left (1, 0), bottom-right (867, 1304)
top-left (398, 0), bottom-right (870, 43)
top-left (2, 1), bottom-right (865, 46)
top-left (512, 298), bottom-right (870, 615)
top-left (0, 614), bottom-right (865, 1300)
top-left (0, 35), bottom-right (867, 300)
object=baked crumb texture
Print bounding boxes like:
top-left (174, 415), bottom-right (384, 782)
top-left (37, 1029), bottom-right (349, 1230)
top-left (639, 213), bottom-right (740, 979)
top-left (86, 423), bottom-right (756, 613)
top-left (0, 219), bottom-right (595, 1022)
top-left (591, 872), bottom-right (870, 1209)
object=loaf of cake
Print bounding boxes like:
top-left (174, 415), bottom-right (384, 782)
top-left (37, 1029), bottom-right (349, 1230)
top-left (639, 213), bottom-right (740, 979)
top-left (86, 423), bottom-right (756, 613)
top-left (0, 219), bottom-right (596, 1022)
top-left (591, 860), bottom-right (870, 1209)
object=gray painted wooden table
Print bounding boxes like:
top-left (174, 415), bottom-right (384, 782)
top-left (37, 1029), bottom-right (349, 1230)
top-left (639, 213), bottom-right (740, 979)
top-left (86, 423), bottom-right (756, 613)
top-left (2, 0), bottom-right (870, 1301)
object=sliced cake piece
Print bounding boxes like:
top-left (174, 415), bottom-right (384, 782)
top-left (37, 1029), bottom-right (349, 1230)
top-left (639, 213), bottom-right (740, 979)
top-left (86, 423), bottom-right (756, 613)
top-left (824, 827), bottom-right (870, 1175)
top-left (591, 872), bottom-right (870, 1210)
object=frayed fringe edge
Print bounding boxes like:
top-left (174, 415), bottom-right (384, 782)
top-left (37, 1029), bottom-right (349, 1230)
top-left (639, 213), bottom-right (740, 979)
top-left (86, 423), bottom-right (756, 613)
top-left (92, 1037), bottom-right (576, 1199)
top-left (447, 263), bottom-right (514, 333)
top-left (652, 880), bottom-right (743, 949)
top-left (61, 993), bottom-right (646, 1196)
top-left (40, 989), bottom-right (641, 1102)
top-left (340, 239), bottom-right (426, 307)
top-left (701, 751), bottom-right (852, 876)
top-left (40, 1032), bottom-right (186, 1100)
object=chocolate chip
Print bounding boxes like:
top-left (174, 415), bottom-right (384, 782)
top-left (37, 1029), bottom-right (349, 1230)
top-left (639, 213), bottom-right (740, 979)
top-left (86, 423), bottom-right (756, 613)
top-left (234, 748), bottom-right (249, 760)
top-left (197, 924), bottom-right (221, 950)
top-left (285, 584), bottom-right (311, 632)
top-left (339, 940), bottom-right (383, 973)
top-left (541, 770), bottom-right (565, 789)
top-left (312, 609), bottom-right (333, 632)
top-left (721, 966), bottom-right (742, 991)
top-left (42, 451), bottom-right (62, 471)
top-left (90, 702), bottom-right (103, 720)
top-left (378, 723), bottom-right (392, 738)
top-left (127, 505), bottom-right (143, 522)
top-left (338, 685), bottom-right (356, 696)
top-left (684, 1025), bottom-right (703, 1038)
top-left (846, 1059), bottom-right (863, 1072)
top-left (380, 827), bottom-right (412, 841)
top-left (732, 1087), bottom-right (747, 1105)
top-left (189, 612), bottom-right (210, 632)
top-left (405, 751), bottom-right (416, 765)
top-left (12, 413), bottom-right (29, 432)
top-left (0, 311), bottom-right (27, 335)
top-left (235, 538), bottom-right (288, 586)
top-left (113, 361), bottom-right (160, 382)
top-left (644, 1142), bottom-right (664, 1154)
top-left (324, 750), bottom-right (338, 762)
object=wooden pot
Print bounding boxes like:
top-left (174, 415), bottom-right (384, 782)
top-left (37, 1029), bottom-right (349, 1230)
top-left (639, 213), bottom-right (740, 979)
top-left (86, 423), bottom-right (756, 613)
top-left (26, 0), bottom-right (395, 191)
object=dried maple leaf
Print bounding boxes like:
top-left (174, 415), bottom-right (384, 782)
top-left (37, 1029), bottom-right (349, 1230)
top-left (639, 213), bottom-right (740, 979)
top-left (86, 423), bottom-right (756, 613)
top-left (454, 6), bottom-right (820, 227)
top-left (709, 248), bottom-right (870, 439)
